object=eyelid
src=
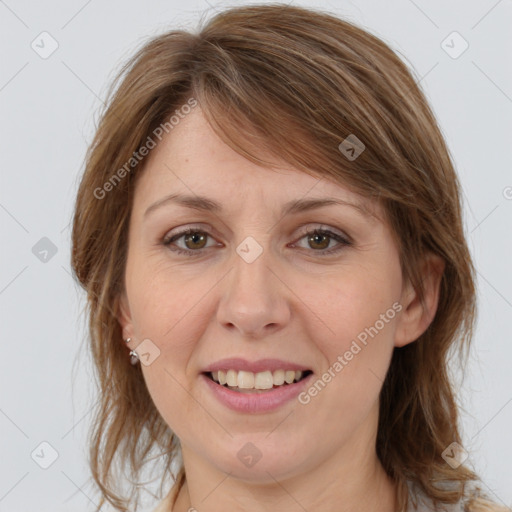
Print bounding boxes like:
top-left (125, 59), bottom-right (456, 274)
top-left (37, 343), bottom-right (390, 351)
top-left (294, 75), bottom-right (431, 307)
top-left (163, 223), bottom-right (350, 242)
top-left (289, 226), bottom-right (351, 255)
top-left (163, 226), bottom-right (222, 251)
top-left (163, 223), bottom-right (219, 243)
top-left (293, 223), bottom-right (351, 243)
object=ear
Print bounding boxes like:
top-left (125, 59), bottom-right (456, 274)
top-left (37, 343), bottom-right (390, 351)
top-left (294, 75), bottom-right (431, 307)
top-left (394, 252), bottom-right (445, 348)
top-left (117, 292), bottom-right (135, 343)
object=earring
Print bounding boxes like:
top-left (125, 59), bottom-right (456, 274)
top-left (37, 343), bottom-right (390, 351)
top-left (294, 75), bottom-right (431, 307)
top-left (125, 338), bottom-right (139, 365)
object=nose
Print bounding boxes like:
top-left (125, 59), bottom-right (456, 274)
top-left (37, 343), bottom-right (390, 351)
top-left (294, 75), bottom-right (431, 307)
top-left (216, 243), bottom-right (291, 339)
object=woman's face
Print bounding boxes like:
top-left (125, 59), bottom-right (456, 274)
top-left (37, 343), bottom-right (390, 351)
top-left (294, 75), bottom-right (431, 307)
top-left (119, 106), bottom-right (427, 484)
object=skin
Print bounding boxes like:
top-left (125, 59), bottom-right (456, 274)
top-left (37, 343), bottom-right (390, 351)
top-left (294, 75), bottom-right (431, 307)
top-left (118, 106), bottom-right (444, 512)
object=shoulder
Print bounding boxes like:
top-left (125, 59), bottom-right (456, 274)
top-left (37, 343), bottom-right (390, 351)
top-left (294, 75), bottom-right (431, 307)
top-left (152, 487), bottom-right (177, 512)
top-left (462, 480), bottom-right (510, 512)
top-left (407, 480), bottom-right (509, 512)
top-left (152, 498), bottom-right (171, 512)
top-left (152, 498), bottom-right (170, 512)
top-left (465, 498), bottom-right (511, 512)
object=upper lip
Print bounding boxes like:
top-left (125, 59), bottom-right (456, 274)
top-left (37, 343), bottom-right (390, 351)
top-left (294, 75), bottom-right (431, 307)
top-left (202, 358), bottom-right (312, 374)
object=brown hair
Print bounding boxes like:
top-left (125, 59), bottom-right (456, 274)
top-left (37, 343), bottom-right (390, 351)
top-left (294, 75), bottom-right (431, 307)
top-left (70, 3), bottom-right (504, 511)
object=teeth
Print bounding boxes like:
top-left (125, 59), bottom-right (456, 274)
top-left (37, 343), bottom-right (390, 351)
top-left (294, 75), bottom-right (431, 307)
top-left (237, 370), bottom-right (254, 389)
top-left (285, 370), bottom-right (295, 384)
top-left (273, 369), bottom-right (285, 385)
top-left (226, 369), bottom-right (237, 387)
top-left (209, 369), bottom-right (306, 389)
top-left (254, 371), bottom-right (273, 390)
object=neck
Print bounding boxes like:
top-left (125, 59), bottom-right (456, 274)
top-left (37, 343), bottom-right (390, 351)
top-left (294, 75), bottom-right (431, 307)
top-left (173, 445), bottom-right (397, 512)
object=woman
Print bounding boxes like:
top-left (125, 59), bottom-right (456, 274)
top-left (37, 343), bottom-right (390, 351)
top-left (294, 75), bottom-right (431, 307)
top-left (71, 4), bottom-right (508, 512)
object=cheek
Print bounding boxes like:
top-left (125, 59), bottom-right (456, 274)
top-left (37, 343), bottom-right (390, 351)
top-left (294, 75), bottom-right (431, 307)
top-left (131, 270), bottom-right (208, 427)
top-left (302, 264), bottom-right (400, 409)
top-left (126, 252), bottom-right (197, 338)
top-left (311, 267), bottom-right (401, 348)
top-left (301, 279), bottom-right (399, 436)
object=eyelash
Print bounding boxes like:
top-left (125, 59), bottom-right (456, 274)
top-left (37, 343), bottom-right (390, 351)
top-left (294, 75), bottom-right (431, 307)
top-left (162, 226), bottom-right (351, 257)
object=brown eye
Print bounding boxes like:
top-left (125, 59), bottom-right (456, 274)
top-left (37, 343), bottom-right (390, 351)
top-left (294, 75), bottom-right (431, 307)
top-left (163, 228), bottom-right (216, 256)
top-left (182, 232), bottom-right (208, 250)
top-left (293, 228), bottom-right (351, 256)
top-left (307, 232), bottom-right (331, 250)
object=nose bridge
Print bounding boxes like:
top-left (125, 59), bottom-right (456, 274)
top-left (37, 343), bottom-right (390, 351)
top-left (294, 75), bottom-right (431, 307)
top-left (234, 235), bottom-right (273, 296)
top-left (216, 235), bottom-right (290, 337)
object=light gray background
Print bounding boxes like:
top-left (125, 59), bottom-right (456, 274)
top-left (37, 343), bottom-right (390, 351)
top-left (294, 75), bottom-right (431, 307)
top-left (1, 1), bottom-right (511, 511)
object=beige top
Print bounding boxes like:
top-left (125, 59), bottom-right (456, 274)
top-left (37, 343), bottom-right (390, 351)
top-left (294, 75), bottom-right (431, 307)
top-left (152, 485), bottom-right (178, 512)
top-left (151, 480), bottom-right (475, 512)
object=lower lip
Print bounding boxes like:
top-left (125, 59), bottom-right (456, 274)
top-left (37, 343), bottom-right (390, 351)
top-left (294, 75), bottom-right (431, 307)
top-left (201, 373), bottom-right (314, 413)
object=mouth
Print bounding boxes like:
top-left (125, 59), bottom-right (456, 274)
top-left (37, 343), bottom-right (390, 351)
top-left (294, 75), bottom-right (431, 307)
top-left (202, 369), bottom-right (314, 394)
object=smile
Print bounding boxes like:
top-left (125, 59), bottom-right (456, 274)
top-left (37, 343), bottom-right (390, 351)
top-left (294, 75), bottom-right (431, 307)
top-left (207, 369), bottom-right (313, 391)
top-left (201, 370), bottom-right (314, 413)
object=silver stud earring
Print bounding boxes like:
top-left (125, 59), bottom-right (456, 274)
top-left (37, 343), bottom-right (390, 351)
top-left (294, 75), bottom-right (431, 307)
top-left (125, 338), bottom-right (139, 365)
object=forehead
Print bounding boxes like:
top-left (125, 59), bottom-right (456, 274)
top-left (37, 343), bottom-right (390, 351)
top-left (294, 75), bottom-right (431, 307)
top-left (133, 107), bottom-right (382, 221)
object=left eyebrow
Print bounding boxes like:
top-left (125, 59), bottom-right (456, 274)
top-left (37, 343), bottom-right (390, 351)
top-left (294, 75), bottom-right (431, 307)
top-left (281, 197), bottom-right (377, 220)
top-left (143, 193), bottom-right (378, 221)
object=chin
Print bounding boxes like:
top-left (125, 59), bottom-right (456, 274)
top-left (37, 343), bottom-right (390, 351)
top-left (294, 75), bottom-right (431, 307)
top-left (206, 437), bottom-right (310, 483)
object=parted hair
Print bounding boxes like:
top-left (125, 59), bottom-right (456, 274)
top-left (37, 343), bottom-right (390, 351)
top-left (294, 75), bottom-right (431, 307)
top-left (70, 3), bottom-right (506, 511)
